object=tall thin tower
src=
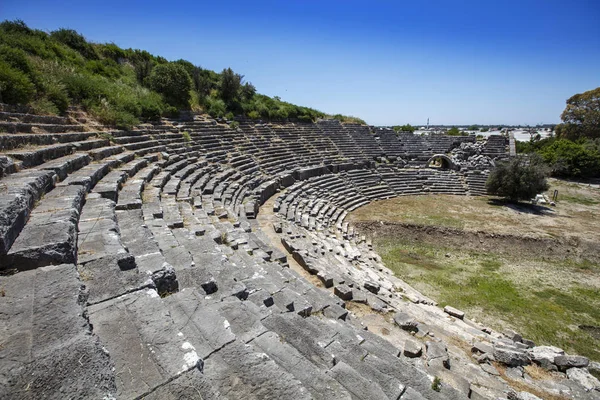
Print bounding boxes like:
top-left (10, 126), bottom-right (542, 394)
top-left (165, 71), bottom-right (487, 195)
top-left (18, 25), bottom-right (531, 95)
top-left (426, 118), bottom-right (429, 130)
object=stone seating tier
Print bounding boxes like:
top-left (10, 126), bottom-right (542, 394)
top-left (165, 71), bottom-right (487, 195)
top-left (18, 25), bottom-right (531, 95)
top-left (7, 110), bottom-right (577, 400)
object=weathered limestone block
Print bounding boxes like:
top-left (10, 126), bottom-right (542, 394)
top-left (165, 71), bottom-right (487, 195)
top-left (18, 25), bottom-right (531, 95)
top-left (527, 345), bottom-right (564, 370)
top-left (426, 341), bottom-right (450, 369)
top-left (493, 347), bottom-right (531, 367)
top-left (0, 264), bottom-right (116, 399)
top-left (334, 284), bottom-right (353, 301)
top-left (444, 305), bottom-right (465, 319)
top-left (393, 311), bottom-right (418, 332)
top-left (363, 280), bottom-right (381, 294)
top-left (403, 338), bottom-right (423, 358)
top-left (554, 355), bottom-right (589, 371)
top-left (566, 367), bottom-right (600, 392)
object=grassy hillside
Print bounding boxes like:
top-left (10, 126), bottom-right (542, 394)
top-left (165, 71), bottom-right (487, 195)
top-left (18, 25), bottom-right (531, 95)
top-left (0, 20), bottom-right (365, 128)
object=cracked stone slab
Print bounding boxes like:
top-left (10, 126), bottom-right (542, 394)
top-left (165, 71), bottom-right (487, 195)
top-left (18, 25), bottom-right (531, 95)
top-left (88, 288), bottom-right (213, 399)
top-left (202, 339), bottom-right (312, 400)
top-left (252, 331), bottom-right (352, 400)
top-left (0, 264), bottom-right (115, 399)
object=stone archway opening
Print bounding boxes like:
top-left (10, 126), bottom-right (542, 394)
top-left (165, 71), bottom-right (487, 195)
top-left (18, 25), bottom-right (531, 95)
top-left (426, 154), bottom-right (455, 170)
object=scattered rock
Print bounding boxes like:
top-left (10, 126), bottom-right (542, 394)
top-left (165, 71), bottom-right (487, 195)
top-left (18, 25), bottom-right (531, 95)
top-left (517, 391), bottom-right (542, 400)
top-left (403, 339), bottom-right (422, 358)
top-left (554, 355), bottom-right (589, 371)
top-left (504, 329), bottom-right (523, 343)
top-left (363, 281), bottom-right (380, 294)
top-left (393, 312), bottom-right (418, 332)
top-left (333, 284), bottom-right (353, 301)
top-left (566, 367), bottom-right (600, 392)
top-left (426, 341), bottom-right (450, 369)
top-left (480, 363), bottom-right (500, 376)
top-left (443, 305), bottom-right (465, 319)
top-left (472, 341), bottom-right (494, 355)
top-left (493, 347), bottom-right (530, 367)
top-left (527, 345), bottom-right (564, 370)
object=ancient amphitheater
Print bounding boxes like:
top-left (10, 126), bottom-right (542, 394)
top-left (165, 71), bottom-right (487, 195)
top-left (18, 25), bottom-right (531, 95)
top-left (0, 104), bottom-right (598, 399)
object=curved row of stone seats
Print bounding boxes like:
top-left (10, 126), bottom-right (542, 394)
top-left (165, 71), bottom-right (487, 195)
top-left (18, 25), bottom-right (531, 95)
top-left (0, 109), bottom-right (188, 268)
top-left (98, 155), bottom-right (465, 399)
top-left (482, 135), bottom-right (509, 159)
top-left (318, 120), bottom-right (371, 162)
top-left (2, 111), bottom-right (525, 399)
top-left (375, 129), bottom-right (406, 159)
top-left (465, 170), bottom-right (490, 196)
top-left (345, 123), bottom-right (384, 158)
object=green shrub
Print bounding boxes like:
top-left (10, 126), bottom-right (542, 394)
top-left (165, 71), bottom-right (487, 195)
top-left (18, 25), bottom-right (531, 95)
top-left (248, 110), bottom-right (260, 119)
top-left (486, 155), bottom-right (549, 201)
top-left (447, 127), bottom-right (467, 136)
top-left (0, 61), bottom-right (35, 104)
top-left (181, 131), bottom-right (191, 142)
top-left (85, 59), bottom-right (121, 79)
top-left (40, 78), bottom-right (69, 113)
top-left (539, 139), bottom-right (600, 178)
top-left (146, 63), bottom-right (192, 108)
top-left (31, 98), bottom-right (59, 115)
top-left (62, 72), bottom-right (105, 102)
top-left (205, 97), bottom-right (226, 118)
top-left (50, 28), bottom-right (98, 59)
top-left (139, 96), bottom-right (163, 121)
top-left (91, 102), bottom-right (138, 129)
top-left (230, 121), bottom-right (239, 129)
top-left (0, 45), bottom-right (34, 75)
top-left (163, 106), bottom-right (179, 118)
top-left (431, 377), bottom-right (441, 392)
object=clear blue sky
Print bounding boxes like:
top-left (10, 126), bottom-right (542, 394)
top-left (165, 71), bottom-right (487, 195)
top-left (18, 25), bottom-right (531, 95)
top-left (2, 0), bottom-right (599, 126)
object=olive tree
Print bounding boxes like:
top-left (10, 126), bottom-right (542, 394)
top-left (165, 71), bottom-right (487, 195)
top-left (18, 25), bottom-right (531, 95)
top-left (486, 155), bottom-right (549, 202)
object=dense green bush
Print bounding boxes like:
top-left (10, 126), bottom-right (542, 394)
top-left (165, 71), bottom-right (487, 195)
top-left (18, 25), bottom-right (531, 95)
top-left (146, 63), bottom-right (192, 108)
top-left (50, 28), bottom-right (98, 60)
top-left (539, 139), bottom-right (600, 178)
top-left (486, 155), bottom-right (549, 201)
top-left (0, 61), bottom-right (35, 104)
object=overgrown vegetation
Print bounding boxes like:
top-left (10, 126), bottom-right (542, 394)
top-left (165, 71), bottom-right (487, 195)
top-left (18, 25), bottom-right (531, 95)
top-left (486, 155), bottom-right (549, 201)
top-left (517, 87), bottom-right (600, 179)
top-left (0, 19), bottom-right (361, 128)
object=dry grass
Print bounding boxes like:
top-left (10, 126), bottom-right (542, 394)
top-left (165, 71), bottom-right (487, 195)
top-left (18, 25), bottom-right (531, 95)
top-left (494, 363), bottom-right (569, 400)
top-left (524, 364), bottom-right (558, 382)
top-left (348, 180), bottom-right (600, 243)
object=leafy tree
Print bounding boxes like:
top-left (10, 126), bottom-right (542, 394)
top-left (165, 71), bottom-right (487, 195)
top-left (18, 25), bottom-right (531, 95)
top-left (486, 155), bottom-right (549, 202)
top-left (393, 124), bottom-right (415, 133)
top-left (447, 127), bottom-right (466, 136)
top-left (146, 63), bottom-right (192, 108)
top-left (219, 67), bottom-right (242, 104)
top-left (468, 125), bottom-right (479, 131)
top-left (241, 82), bottom-right (256, 99)
top-left (556, 87), bottom-right (600, 140)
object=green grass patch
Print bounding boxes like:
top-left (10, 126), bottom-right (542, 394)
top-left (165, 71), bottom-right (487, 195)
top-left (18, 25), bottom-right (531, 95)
top-left (376, 237), bottom-right (600, 361)
top-left (558, 194), bottom-right (599, 206)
